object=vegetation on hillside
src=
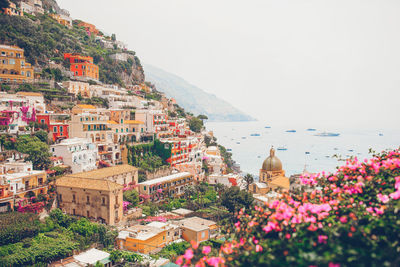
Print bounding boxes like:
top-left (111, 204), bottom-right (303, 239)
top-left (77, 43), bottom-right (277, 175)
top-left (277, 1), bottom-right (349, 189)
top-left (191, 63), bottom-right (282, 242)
top-left (0, 13), bottom-right (144, 86)
top-left (0, 209), bottom-right (119, 266)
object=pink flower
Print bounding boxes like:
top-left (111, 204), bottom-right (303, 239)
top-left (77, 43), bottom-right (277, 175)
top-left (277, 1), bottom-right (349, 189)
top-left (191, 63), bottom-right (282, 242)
top-left (377, 193), bottom-right (389, 203)
top-left (339, 216), bottom-right (348, 223)
top-left (318, 235), bottom-right (328, 244)
top-left (206, 257), bottom-right (224, 267)
top-left (329, 263), bottom-right (340, 267)
top-left (184, 249), bottom-right (194, 261)
top-left (176, 256), bottom-right (184, 265)
top-left (390, 190), bottom-right (400, 200)
top-left (202, 245), bottom-right (211, 255)
top-left (256, 244), bottom-right (263, 252)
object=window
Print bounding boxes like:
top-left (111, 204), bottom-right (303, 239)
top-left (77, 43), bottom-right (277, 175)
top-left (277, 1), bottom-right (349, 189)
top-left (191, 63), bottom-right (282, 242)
top-left (87, 210), bottom-right (90, 217)
top-left (201, 231), bottom-right (206, 238)
top-left (60, 126), bottom-right (63, 132)
top-left (40, 119), bottom-right (45, 124)
top-left (86, 196), bottom-right (90, 204)
top-left (72, 194), bottom-right (76, 203)
top-left (73, 209), bottom-right (76, 215)
top-left (53, 126), bottom-right (57, 133)
top-left (59, 194), bottom-right (62, 202)
top-left (144, 186), bottom-right (146, 191)
top-left (9, 59), bottom-right (15, 65)
top-left (102, 197), bottom-right (106, 205)
top-left (26, 71), bottom-right (31, 77)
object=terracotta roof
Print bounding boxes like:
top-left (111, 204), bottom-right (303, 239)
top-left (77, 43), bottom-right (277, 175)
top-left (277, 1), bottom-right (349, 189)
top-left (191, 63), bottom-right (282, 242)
top-left (124, 120), bottom-right (144, 124)
top-left (270, 176), bottom-right (290, 189)
top-left (17, 92), bottom-right (43, 97)
top-left (65, 165), bottom-right (138, 179)
top-left (107, 120), bottom-right (118, 124)
top-left (76, 104), bottom-right (96, 109)
top-left (56, 176), bottom-right (122, 191)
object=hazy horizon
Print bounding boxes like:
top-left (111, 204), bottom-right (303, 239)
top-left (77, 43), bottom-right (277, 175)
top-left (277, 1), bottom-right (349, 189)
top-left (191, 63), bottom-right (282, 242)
top-left (58, 0), bottom-right (400, 130)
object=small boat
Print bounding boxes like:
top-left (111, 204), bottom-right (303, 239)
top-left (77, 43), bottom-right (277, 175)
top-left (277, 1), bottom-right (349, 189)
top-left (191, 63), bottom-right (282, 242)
top-left (236, 142), bottom-right (240, 144)
top-left (286, 130), bottom-right (296, 133)
top-left (250, 133), bottom-right (261, 136)
top-left (348, 149), bottom-right (354, 152)
top-left (334, 148), bottom-right (339, 150)
top-left (257, 156), bottom-right (261, 158)
top-left (227, 149), bottom-right (232, 152)
top-left (277, 146), bottom-right (287, 151)
top-left (305, 151), bottom-right (310, 154)
top-left (379, 133), bottom-right (383, 136)
top-left (241, 137), bottom-right (246, 139)
top-left (315, 132), bottom-right (340, 137)
top-left (307, 128), bottom-right (317, 131)
top-left (265, 126), bottom-right (271, 129)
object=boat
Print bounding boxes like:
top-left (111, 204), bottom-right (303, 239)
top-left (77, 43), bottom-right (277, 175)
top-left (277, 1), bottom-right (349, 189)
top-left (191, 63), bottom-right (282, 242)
top-left (305, 151), bottom-right (310, 154)
top-left (348, 149), bottom-right (354, 152)
top-left (307, 128), bottom-right (317, 131)
top-left (286, 130), bottom-right (296, 133)
top-left (265, 126), bottom-right (271, 129)
top-left (379, 133), bottom-right (384, 136)
top-left (334, 148), bottom-right (339, 150)
top-left (241, 137), bottom-right (246, 139)
top-left (277, 146), bottom-right (287, 151)
top-left (250, 133), bottom-right (261, 136)
top-left (227, 149), bottom-right (232, 152)
top-left (236, 142), bottom-right (240, 144)
top-left (315, 132), bottom-right (340, 137)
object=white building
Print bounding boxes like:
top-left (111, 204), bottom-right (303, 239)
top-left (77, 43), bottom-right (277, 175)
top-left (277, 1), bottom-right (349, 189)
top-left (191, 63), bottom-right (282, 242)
top-left (50, 138), bottom-right (98, 174)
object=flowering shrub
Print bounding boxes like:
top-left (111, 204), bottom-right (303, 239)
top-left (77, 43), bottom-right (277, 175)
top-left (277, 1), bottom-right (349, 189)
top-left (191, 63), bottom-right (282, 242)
top-left (177, 149), bottom-right (400, 266)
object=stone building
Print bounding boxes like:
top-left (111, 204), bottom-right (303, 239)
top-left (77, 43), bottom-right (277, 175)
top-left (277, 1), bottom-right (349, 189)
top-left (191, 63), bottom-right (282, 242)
top-left (56, 176), bottom-right (123, 225)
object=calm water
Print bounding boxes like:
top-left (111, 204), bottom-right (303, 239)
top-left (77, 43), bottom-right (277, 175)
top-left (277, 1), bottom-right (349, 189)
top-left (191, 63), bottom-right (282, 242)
top-left (205, 121), bottom-right (400, 177)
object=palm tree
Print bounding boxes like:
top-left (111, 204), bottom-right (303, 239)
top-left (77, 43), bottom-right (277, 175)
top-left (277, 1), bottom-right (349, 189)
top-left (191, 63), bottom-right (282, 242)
top-left (244, 173), bottom-right (254, 191)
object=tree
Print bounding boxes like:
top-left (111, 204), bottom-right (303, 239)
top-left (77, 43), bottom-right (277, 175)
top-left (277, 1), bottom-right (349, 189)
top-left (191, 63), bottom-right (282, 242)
top-left (123, 190), bottom-right (139, 207)
top-left (244, 173), bottom-right (254, 191)
top-left (197, 114), bottom-right (208, 123)
top-left (34, 130), bottom-right (49, 144)
top-left (77, 92), bottom-right (83, 101)
top-left (220, 186), bottom-right (254, 214)
top-left (16, 135), bottom-right (51, 170)
top-left (111, 33), bottom-right (116, 41)
top-left (189, 117), bottom-right (204, 133)
top-left (0, 0), bottom-right (9, 10)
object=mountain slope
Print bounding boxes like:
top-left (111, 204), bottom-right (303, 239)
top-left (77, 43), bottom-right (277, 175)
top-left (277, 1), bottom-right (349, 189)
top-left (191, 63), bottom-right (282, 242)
top-left (143, 64), bottom-right (255, 122)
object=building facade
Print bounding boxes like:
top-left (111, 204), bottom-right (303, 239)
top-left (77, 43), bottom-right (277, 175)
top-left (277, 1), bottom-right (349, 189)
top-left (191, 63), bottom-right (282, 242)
top-left (138, 172), bottom-right (194, 202)
top-left (0, 45), bottom-right (34, 83)
top-left (50, 138), bottom-right (98, 174)
top-left (64, 53), bottom-right (99, 80)
top-left (56, 176), bottom-right (123, 225)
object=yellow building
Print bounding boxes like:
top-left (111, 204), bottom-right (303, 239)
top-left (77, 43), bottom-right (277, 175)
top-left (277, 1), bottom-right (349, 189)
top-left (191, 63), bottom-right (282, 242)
top-left (117, 225), bottom-right (167, 254)
top-left (56, 176), bottom-right (123, 225)
top-left (0, 45), bottom-right (34, 83)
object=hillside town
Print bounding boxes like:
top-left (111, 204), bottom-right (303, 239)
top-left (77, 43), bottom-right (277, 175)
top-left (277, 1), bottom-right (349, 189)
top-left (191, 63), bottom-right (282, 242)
top-left (1, 1), bottom-right (399, 267)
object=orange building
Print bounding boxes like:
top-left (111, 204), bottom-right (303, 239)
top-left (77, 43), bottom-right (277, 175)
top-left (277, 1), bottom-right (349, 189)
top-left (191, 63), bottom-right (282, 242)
top-left (2, 2), bottom-right (23, 16)
top-left (78, 21), bottom-right (100, 36)
top-left (64, 53), bottom-right (99, 80)
top-left (117, 225), bottom-right (167, 254)
top-left (0, 45), bottom-right (34, 83)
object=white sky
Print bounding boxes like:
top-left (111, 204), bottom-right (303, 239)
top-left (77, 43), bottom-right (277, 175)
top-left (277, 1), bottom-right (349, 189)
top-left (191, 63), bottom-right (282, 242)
top-left (58, 0), bottom-right (400, 130)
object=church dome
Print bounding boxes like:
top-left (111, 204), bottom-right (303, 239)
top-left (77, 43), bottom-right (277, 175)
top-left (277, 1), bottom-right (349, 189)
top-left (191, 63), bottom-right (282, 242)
top-left (262, 147), bottom-right (282, 171)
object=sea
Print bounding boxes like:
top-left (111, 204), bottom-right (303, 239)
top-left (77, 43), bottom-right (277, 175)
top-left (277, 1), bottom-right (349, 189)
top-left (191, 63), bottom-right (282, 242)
top-left (205, 121), bottom-right (400, 178)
